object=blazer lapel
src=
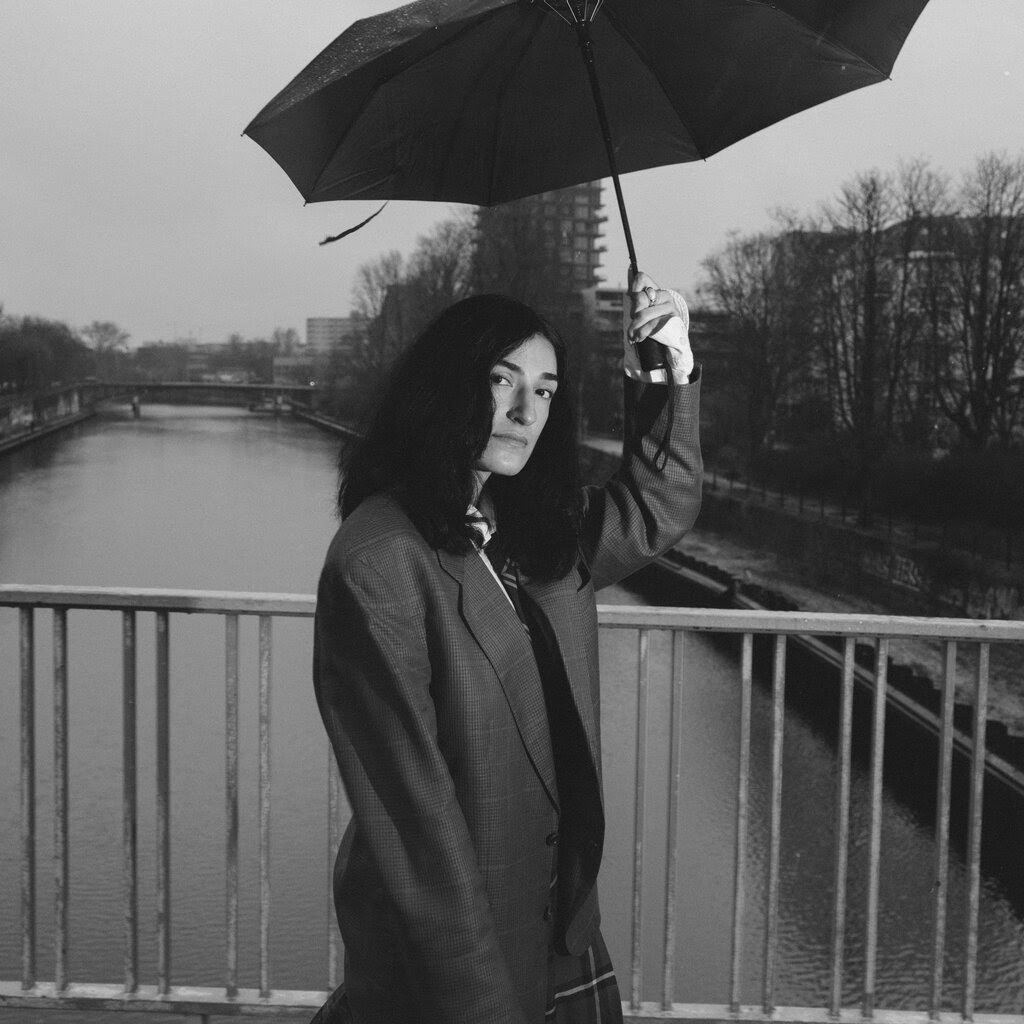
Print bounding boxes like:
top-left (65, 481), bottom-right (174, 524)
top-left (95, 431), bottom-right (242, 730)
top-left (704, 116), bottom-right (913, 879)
top-left (436, 547), bottom-right (559, 810)
top-left (520, 572), bottom-right (601, 771)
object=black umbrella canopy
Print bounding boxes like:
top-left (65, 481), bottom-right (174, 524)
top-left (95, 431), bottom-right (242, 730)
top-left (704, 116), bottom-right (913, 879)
top-left (244, 0), bottom-right (931, 208)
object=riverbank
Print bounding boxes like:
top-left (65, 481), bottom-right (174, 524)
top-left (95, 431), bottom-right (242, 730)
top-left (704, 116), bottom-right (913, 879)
top-left (581, 436), bottom-right (1024, 742)
top-left (291, 403), bottom-right (360, 438)
top-left (0, 409), bottom-right (95, 455)
top-left (0, 384), bottom-right (94, 455)
top-left (677, 523), bottom-right (1024, 737)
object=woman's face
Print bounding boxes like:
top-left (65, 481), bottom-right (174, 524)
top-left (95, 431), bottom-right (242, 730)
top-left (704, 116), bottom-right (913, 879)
top-left (473, 333), bottom-right (558, 490)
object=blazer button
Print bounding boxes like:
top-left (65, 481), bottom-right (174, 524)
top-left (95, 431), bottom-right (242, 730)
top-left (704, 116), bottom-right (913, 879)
top-left (546, 831), bottom-right (559, 846)
top-left (543, 904), bottom-right (553, 922)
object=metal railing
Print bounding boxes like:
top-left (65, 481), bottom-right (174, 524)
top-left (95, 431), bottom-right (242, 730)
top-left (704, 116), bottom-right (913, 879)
top-left (2, 584), bottom-right (1023, 1024)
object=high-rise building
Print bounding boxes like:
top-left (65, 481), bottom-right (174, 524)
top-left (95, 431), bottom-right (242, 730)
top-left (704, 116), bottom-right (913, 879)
top-left (473, 181), bottom-right (607, 312)
top-left (529, 180), bottom-right (607, 290)
top-left (305, 317), bottom-right (362, 356)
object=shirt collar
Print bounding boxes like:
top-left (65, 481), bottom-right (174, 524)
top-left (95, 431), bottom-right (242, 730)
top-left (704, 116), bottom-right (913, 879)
top-left (465, 503), bottom-right (495, 549)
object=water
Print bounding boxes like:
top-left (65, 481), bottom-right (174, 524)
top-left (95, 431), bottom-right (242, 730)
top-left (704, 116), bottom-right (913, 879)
top-left (1, 406), bottom-right (1022, 1023)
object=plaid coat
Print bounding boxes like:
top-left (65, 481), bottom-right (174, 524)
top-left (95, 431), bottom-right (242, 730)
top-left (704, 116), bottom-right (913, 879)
top-left (312, 377), bottom-right (702, 1024)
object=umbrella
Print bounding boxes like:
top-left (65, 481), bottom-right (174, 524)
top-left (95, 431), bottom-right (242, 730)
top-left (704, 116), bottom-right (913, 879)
top-left (244, 0), bottom-right (931, 369)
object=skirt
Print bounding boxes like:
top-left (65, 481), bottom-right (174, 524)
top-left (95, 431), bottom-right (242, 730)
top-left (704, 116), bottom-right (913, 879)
top-left (309, 934), bottom-right (623, 1024)
top-left (546, 931), bottom-right (623, 1024)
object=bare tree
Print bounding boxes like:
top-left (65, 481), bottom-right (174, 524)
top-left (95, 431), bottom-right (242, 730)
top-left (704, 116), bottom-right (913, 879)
top-left (352, 250), bottom-right (405, 325)
top-left (336, 220), bottom-right (477, 419)
top-left (816, 171), bottom-right (895, 447)
top-left (2, 317), bottom-right (92, 389)
top-left (699, 217), bottom-right (817, 467)
top-left (345, 251), bottom-right (408, 413)
top-left (405, 213), bottom-right (476, 329)
top-left (808, 170), bottom-right (914, 521)
top-left (936, 153), bottom-right (1024, 448)
top-left (80, 320), bottom-right (130, 380)
top-left (885, 159), bottom-right (954, 449)
top-left (81, 320), bottom-right (130, 353)
top-left (271, 326), bottom-right (300, 355)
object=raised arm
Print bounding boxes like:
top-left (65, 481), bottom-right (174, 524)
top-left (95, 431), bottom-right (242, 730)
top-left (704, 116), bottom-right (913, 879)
top-left (579, 272), bottom-right (703, 590)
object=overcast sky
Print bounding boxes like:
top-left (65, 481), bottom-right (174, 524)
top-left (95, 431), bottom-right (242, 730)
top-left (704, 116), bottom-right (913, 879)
top-left (2, 0), bottom-right (1021, 346)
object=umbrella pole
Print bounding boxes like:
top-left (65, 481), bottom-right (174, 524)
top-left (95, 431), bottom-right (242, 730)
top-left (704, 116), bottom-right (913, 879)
top-left (573, 20), bottom-right (666, 374)
top-left (573, 21), bottom-right (638, 279)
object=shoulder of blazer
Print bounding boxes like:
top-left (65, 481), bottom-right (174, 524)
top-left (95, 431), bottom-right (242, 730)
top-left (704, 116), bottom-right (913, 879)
top-left (322, 492), bottom-right (433, 578)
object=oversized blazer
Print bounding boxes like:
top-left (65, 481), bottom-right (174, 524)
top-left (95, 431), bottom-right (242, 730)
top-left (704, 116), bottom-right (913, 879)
top-left (312, 375), bottom-right (702, 1024)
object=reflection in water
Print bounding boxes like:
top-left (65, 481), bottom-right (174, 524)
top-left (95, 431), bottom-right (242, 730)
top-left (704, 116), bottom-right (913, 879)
top-left (0, 407), bottom-right (1022, 1017)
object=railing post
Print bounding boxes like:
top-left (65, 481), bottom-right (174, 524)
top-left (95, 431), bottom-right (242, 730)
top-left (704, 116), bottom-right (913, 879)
top-left (258, 614), bottom-right (272, 999)
top-left (929, 641), bottom-right (957, 1020)
top-left (20, 607), bottom-right (36, 991)
top-left (155, 610), bottom-right (171, 994)
top-left (53, 608), bottom-right (69, 992)
top-left (862, 638), bottom-right (889, 1018)
top-left (661, 629), bottom-right (685, 1011)
top-left (762, 634), bottom-right (786, 1015)
top-left (962, 643), bottom-right (990, 1022)
top-left (122, 610), bottom-right (139, 993)
top-left (828, 638), bottom-right (856, 1018)
top-left (629, 628), bottom-right (651, 1013)
top-left (225, 613), bottom-right (240, 998)
top-left (328, 745), bottom-right (342, 991)
top-left (729, 633), bottom-right (753, 1014)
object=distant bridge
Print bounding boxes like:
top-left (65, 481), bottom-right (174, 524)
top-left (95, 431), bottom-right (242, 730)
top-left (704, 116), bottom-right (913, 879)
top-left (83, 381), bottom-right (324, 415)
top-left (83, 380), bottom-right (321, 405)
top-left (0, 379), bottom-right (356, 456)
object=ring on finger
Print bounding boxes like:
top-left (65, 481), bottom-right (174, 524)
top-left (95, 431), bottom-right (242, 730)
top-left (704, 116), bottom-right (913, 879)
top-left (645, 286), bottom-right (658, 303)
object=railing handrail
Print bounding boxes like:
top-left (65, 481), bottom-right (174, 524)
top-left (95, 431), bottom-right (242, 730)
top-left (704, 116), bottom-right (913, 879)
top-left (4, 584), bottom-right (1024, 641)
top-left (0, 584), bottom-right (315, 616)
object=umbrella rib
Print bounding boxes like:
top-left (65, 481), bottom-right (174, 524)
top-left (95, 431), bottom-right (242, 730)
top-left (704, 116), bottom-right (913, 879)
top-left (306, 9), bottom-right (503, 200)
top-left (745, 0), bottom-right (890, 79)
top-left (540, 0), bottom-right (606, 25)
top-left (603, 1), bottom-right (892, 166)
top-left (483, 17), bottom-right (542, 206)
top-left (538, 1), bottom-right (573, 27)
top-left (602, 6), bottom-right (715, 161)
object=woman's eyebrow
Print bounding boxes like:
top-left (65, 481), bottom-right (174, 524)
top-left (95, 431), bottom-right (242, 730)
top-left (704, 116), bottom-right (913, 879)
top-left (495, 359), bottom-right (559, 382)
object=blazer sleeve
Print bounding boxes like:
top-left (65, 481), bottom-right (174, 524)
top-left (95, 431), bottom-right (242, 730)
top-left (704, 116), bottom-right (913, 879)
top-left (579, 373), bottom-right (703, 592)
top-left (313, 538), bottom-right (530, 1024)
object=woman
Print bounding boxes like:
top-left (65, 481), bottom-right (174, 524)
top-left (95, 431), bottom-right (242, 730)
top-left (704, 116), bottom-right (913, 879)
top-left (312, 273), bottom-right (702, 1024)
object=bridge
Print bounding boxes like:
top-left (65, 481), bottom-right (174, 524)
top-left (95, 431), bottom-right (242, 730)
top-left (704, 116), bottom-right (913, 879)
top-left (83, 380), bottom-right (322, 408)
top-left (2, 585), bottom-right (1023, 1024)
top-left (1, 382), bottom-right (330, 455)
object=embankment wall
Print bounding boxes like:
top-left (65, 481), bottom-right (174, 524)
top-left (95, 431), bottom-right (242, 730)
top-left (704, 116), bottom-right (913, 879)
top-left (0, 385), bottom-right (94, 455)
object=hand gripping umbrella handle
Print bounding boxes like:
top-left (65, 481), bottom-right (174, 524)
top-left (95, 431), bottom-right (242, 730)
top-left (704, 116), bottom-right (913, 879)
top-left (573, 19), bottom-right (667, 375)
top-left (627, 268), bottom-right (670, 382)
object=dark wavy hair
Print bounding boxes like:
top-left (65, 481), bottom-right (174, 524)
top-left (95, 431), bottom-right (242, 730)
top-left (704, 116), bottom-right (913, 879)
top-left (338, 294), bottom-right (581, 579)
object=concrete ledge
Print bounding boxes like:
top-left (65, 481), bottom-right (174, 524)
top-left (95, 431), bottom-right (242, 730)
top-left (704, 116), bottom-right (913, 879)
top-left (0, 409), bottom-right (95, 455)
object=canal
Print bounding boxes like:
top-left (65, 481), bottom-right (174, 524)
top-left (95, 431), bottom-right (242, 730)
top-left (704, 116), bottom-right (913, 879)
top-left (1, 405), bottom-right (1022, 1021)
